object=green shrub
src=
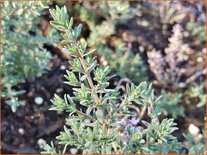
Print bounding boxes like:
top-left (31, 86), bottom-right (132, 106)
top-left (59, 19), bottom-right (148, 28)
top-left (186, 21), bottom-right (206, 43)
top-left (98, 44), bottom-right (147, 83)
top-left (41, 6), bottom-right (181, 154)
top-left (77, 1), bottom-right (132, 47)
top-left (1, 1), bottom-right (58, 112)
top-left (188, 84), bottom-right (206, 108)
top-left (183, 130), bottom-right (206, 154)
top-left (159, 90), bottom-right (184, 118)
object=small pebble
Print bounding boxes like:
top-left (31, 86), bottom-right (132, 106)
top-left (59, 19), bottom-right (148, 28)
top-left (70, 148), bottom-right (78, 154)
top-left (34, 96), bottom-right (44, 105)
top-left (196, 133), bottom-right (203, 142)
top-left (189, 124), bottom-right (199, 136)
top-left (56, 88), bottom-right (63, 93)
top-left (197, 57), bottom-right (203, 62)
top-left (139, 46), bottom-right (145, 53)
top-left (183, 31), bottom-right (189, 37)
top-left (37, 138), bottom-right (46, 148)
top-left (179, 82), bottom-right (185, 88)
top-left (60, 65), bottom-right (66, 70)
top-left (20, 100), bottom-right (26, 106)
top-left (141, 20), bottom-right (149, 27)
top-left (182, 55), bottom-right (189, 61)
top-left (18, 128), bottom-right (24, 135)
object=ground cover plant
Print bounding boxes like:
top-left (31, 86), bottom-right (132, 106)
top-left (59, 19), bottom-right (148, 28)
top-left (1, 1), bottom-right (59, 112)
top-left (1, 1), bottom-right (206, 154)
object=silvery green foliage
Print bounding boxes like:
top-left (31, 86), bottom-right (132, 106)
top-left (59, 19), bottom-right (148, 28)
top-left (78, 1), bottom-right (132, 47)
top-left (1, 1), bottom-right (57, 112)
top-left (98, 44), bottom-right (147, 83)
top-left (185, 2), bottom-right (206, 43)
top-left (188, 84), bottom-right (206, 108)
top-left (42, 6), bottom-right (181, 154)
top-left (159, 90), bottom-right (184, 118)
top-left (184, 130), bottom-right (206, 154)
top-left (186, 21), bottom-right (206, 43)
top-left (41, 141), bottom-right (58, 154)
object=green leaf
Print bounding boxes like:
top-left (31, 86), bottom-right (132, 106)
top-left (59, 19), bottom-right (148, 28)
top-left (64, 70), bottom-right (80, 86)
top-left (75, 24), bottom-right (82, 38)
top-left (68, 17), bottom-right (74, 29)
top-left (50, 21), bottom-right (66, 31)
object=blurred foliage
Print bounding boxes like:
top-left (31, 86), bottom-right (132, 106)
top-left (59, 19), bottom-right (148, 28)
top-left (159, 90), bottom-right (184, 118)
top-left (183, 130), bottom-right (206, 154)
top-left (147, 1), bottom-right (190, 25)
top-left (98, 43), bottom-right (147, 83)
top-left (148, 23), bottom-right (205, 90)
top-left (188, 84), bottom-right (206, 108)
top-left (186, 21), bottom-right (206, 43)
top-left (77, 1), bottom-right (132, 47)
top-left (1, 1), bottom-right (59, 112)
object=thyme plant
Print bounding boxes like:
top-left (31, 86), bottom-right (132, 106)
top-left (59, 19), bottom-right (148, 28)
top-left (159, 90), bottom-right (184, 118)
top-left (42, 6), bottom-right (181, 154)
top-left (77, 1), bottom-right (132, 47)
top-left (98, 43), bottom-right (147, 84)
top-left (188, 84), bottom-right (206, 108)
top-left (184, 130), bottom-right (206, 154)
top-left (186, 21), bottom-right (206, 43)
top-left (1, 2), bottom-right (58, 112)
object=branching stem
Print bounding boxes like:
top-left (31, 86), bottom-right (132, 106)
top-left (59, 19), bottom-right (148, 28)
top-left (75, 109), bottom-right (96, 121)
top-left (74, 42), bottom-right (100, 105)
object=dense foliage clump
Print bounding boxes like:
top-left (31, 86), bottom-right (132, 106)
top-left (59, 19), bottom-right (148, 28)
top-left (1, 2), bottom-right (58, 112)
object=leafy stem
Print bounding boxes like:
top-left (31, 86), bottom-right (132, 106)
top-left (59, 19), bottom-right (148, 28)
top-left (73, 42), bottom-right (100, 105)
top-left (75, 109), bottom-right (96, 121)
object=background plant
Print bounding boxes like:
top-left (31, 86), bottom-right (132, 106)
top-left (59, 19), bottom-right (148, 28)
top-left (148, 24), bottom-right (185, 90)
top-left (183, 129), bottom-right (206, 154)
top-left (76, 1), bottom-right (132, 47)
top-left (1, 1), bottom-right (59, 112)
top-left (186, 21), bottom-right (206, 43)
top-left (98, 43), bottom-right (147, 84)
top-left (187, 84), bottom-right (206, 108)
top-left (159, 90), bottom-right (184, 118)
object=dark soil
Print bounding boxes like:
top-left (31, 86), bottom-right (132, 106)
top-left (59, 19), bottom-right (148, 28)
top-left (2, 54), bottom-right (69, 153)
